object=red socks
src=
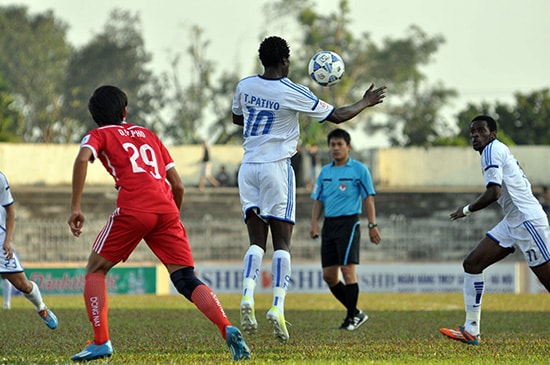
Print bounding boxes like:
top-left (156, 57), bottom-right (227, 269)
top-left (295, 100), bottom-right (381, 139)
top-left (84, 273), bottom-right (110, 345)
top-left (191, 284), bottom-right (231, 339)
top-left (84, 275), bottom-right (230, 342)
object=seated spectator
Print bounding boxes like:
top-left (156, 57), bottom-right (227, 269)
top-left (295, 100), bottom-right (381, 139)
top-left (216, 166), bottom-right (230, 187)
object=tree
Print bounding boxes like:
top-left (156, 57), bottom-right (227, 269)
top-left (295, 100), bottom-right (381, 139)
top-left (0, 75), bottom-right (22, 142)
top-left (62, 9), bottom-right (164, 141)
top-left (163, 26), bottom-right (212, 144)
top-left (258, 0), bottom-right (457, 147)
top-left (163, 25), bottom-right (244, 145)
top-left (0, 6), bottom-right (72, 142)
top-left (454, 88), bottom-right (550, 145)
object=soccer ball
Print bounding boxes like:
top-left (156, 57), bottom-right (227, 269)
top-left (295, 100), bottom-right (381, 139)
top-left (308, 50), bottom-right (345, 87)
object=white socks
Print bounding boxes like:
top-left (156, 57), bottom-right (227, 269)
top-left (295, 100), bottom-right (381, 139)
top-left (272, 249), bottom-right (291, 314)
top-left (241, 245), bottom-right (292, 315)
top-left (241, 244), bottom-right (265, 303)
top-left (463, 272), bottom-right (484, 335)
top-left (23, 281), bottom-right (46, 311)
top-left (2, 279), bottom-right (12, 309)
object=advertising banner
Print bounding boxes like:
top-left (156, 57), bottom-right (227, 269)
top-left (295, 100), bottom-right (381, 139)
top-left (9, 266), bottom-right (157, 295)
top-left (190, 262), bottom-right (519, 294)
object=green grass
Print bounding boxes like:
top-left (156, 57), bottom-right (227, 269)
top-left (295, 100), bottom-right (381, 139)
top-left (0, 293), bottom-right (549, 364)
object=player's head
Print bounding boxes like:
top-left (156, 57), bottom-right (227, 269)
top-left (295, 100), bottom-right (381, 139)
top-left (88, 85), bottom-right (128, 127)
top-left (470, 115), bottom-right (497, 152)
top-left (259, 36), bottom-right (290, 74)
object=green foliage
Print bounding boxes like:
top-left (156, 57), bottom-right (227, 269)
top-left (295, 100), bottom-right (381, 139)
top-left (62, 9), bottom-right (164, 139)
top-left (0, 5), bottom-right (72, 142)
top-left (495, 89), bottom-right (550, 145)
top-left (1, 3), bottom-right (546, 147)
top-left (453, 90), bottom-right (550, 146)
top-left (163, 26), bottom-right (215, 144)
top-left (264, 0), bottom-right (457, 147)
top-left (0, 75), bottom-right (21, 142)
top-left (1, 293), bottom-right (548, 364)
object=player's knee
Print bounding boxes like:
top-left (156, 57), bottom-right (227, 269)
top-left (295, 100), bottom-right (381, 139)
top-left (462, 259), bottom-right (483, 274)
top-left (170, 267), bottom-right (203, 301)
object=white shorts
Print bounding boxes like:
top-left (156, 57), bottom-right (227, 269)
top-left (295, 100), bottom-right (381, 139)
top-left (487, 216), bottom-right (550, 267)
top-left (237, 159), bottom-right (296, 224)
top-left (0, 248), bottom-right (25, 274)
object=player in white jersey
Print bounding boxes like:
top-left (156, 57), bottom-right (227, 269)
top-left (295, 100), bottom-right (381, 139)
top-left (2, 278), bottom-right (12, 309)
top-left (440, 115), bottom-right (550, 345)
top-left (231, 35), bottom-right (386, 343)
top-left (0, 171), bottom-right (58, 328)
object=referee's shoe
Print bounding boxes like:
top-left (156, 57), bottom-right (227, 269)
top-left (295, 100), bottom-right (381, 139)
top-left (339, 310), bottom-right (369, 331)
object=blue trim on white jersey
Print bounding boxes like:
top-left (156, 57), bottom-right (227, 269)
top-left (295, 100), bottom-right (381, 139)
top-left (280, 78), bottom-right (318, 101)
top-left (524, 220), bottom-right (550, 261)
top-left (483, 140), bottom-right (495, 167)
top-left (486, 232), bottom-right (500, 243)
top-left (285, 159), bottom-right (295, 220)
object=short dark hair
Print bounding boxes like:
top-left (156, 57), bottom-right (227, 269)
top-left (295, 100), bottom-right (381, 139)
top-left (471, 115), bottom-right (497, 133)
top-left (258, 36), bottom-right (290, 68)
top-left (327, 128), bottom-right (351, 145)
top-left (88, 85), bottom-right (128, 127)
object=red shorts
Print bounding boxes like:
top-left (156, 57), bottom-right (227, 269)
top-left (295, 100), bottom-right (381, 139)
top-left (92, 208), bottom-right (194, 267)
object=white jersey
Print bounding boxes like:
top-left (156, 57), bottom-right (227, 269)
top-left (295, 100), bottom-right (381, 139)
top-left (232, 75), bottom-right (334, 163)
top-left (0, 172), bottom-right (23, 274)
top-left (480, 139), bottom-right (546, 226)
top-left (0, 172), bottom-right (14, 238)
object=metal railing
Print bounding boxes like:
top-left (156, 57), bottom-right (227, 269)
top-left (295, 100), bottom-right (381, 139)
top-left (14, 214), bottom-right (519, 264)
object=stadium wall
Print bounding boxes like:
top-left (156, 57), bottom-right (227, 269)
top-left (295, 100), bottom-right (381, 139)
top-left (1, 143), bottom-right (550, 188)
top-left (2, 262), bottom-right (544, 295)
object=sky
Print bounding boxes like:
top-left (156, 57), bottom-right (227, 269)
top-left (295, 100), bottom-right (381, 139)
top-left (1, 0), bottom-right (549, 146)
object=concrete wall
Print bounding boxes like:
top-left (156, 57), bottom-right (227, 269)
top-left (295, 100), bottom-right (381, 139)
top-left (0, 143), bottom-right (244, 187)
top-left (373, 146), bottom-right (550, 188)
top-left (1, 143), bottom-right (549, 188)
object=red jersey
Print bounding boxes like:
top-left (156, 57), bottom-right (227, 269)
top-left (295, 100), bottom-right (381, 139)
top-left (81, 123), bottom-right (178, 214)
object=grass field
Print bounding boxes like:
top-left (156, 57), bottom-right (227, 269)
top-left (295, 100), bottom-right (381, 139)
top-left (0, 292), bottom-right (548, 364)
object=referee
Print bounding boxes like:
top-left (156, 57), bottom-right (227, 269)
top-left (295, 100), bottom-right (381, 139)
top-left (310, 128), bottom-right (381, 331)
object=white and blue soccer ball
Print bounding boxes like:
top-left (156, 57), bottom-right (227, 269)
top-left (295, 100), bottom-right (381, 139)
top-left (308, 50), bottom-right (345, 87)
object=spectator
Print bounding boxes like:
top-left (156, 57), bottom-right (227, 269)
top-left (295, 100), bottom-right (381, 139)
top-left (216, 166), bottom-right (231, 187)
top-left (198, 140), bottom-right (220, 190)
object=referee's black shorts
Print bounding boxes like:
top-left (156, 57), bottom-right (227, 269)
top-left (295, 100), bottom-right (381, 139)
top-left (321, 214), bottom-right (361, 268)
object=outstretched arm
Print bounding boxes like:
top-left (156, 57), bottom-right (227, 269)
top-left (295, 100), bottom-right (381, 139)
top-left (326, 84), bottom-right (387, 124)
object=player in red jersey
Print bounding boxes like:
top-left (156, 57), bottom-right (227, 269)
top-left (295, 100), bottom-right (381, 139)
top-left (67, 85), bottom-right (250, 362)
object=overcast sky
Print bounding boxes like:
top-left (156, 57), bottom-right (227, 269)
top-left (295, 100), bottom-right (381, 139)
top-left (2, 0), bottom-right (549, 145)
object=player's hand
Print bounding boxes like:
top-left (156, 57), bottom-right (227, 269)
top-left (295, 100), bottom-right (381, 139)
top-left (363, 84), bottom-right (387, 107)
top-left (68, 211), bottom-right (85, 237)
top-left (3, 241), bottom-right (13, 260)
top-left (449, 207), bottom-right (466, 221)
